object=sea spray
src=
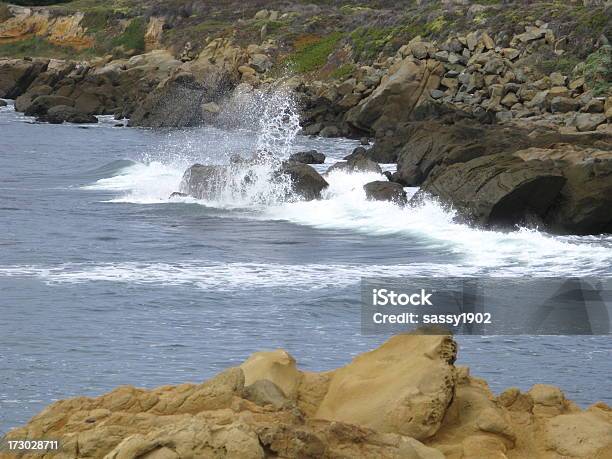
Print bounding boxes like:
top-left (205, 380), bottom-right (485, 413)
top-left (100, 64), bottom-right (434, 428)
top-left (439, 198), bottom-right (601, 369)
top-left (178, 84), bottom-right (303, 206)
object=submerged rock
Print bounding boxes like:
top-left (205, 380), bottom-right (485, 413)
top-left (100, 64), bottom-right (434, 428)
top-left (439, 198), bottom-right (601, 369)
top-left (4, 331), bottom-right (610, 459)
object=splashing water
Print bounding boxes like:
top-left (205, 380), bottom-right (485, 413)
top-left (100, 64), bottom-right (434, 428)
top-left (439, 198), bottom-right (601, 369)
top-left (254, 86), bottom-right (301, 160)
top-left (179, 85), bottom-right (303, 206)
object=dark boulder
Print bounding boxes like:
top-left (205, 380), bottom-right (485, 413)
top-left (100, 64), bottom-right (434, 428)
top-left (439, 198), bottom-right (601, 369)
top-left (37, 105), bottom-right (98, 124)
top-left (179, 164), bottom-right (227, 199)
top-left (327, 157), bottom-right (382, 174)
top-left (289, 150), bottom-right (326, 164)
top-left (24, 95), bottom-right (74, 116)
top-left (169, 191), bottom-right (188, 199)
top-left (364, 181), bottom-right (407, 205)
top-left (279, 160), bottom-right (329, 200)
top-left (0, 99), bottom-right (6, 107)
top-left (418, 153), bottom-right (566, 228)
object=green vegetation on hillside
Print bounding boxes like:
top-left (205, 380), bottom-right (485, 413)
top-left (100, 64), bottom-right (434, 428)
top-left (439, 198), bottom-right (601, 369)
top-left (111, 17), bottom-right (145, 53)
top-left (0, 36), bottom-right (91, 58)
top-left (287, 32), bottom-right (344, 73)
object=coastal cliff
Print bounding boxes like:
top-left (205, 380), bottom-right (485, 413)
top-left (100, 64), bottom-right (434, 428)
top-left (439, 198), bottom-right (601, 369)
top-left (1, 332), bottom-right (611, 458)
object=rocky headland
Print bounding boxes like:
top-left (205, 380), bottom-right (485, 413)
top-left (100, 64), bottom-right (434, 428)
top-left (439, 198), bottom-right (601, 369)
top-left (1, 331), bottom-right (611, 458)
top-left (0, 0), bottom-right (611, 234)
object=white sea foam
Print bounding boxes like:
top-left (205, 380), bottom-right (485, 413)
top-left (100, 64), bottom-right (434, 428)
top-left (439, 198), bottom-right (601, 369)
top-left (0, 261), bottom-right (467, 289)
top-left (75, 87), bottom-right (612, 276)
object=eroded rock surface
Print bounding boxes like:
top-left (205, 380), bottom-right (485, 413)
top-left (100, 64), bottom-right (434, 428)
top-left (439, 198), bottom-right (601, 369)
top-left (2, 332), bottom-right (610, 459)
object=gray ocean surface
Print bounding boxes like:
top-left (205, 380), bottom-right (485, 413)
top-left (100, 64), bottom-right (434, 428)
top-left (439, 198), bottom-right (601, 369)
top-left (1, 101), bottom-right (611, 434)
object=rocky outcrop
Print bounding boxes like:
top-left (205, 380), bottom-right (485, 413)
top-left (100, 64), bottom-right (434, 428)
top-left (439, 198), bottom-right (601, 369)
top-left (414, 134), bottom-right (612, 234)
top-left (515, 145), bottom-right (612, 235)
top-left (0, 58), bottom-right (48, 99)
top-left (2, 332), bottom-right (610, 459)
top-left (418, 153), bottom-right (566, 228)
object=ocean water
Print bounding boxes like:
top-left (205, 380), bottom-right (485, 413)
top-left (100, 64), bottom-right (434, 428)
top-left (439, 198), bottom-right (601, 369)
top-left (1, 97), bottom-right (611, 434)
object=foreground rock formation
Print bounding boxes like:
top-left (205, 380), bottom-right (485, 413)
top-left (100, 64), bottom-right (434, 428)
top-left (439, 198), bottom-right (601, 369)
top-left (2, 332), bottom-right (611, 459)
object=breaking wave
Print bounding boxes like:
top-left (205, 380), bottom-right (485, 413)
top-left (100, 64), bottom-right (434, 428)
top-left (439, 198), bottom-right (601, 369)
top-left (75, 87), bottom-right (612, 276)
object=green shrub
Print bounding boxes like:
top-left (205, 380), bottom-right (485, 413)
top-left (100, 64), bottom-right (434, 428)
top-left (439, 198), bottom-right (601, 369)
top-left (112, 17), bottom-right (146, 53)
top-left (330, 63), bottom-right (355, 80)
top-left (350, 27), bottom-right (394, 61)
top-left (288, 32), bottom-right (343, 73)
top-left (581, 45), bottom-right (611, 96)
top-left (537, 56), bottom-right (580, 76)
top-left (0, 36), bottom-right (77, 58)
top-left (81, 8), bottom-right (112, 33)
top-left (9, 0), bottom-right (69, 5)
top-left (0, 3), bottom-right (13, 22)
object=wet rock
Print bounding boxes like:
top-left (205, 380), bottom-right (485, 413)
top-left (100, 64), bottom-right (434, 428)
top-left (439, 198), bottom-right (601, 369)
top-left (327, 157), bottom-right (382, 174)
top-left (23, 94), bottom-right (74, 116)
top-left (0, 99), bottom-right (6, 107)
top-left (279, 160), bottom-right (329, 200)
top-left (319, 125), bottom-right (340, 137)
top-left (288, 150), bottom-right (325, 164)
top-left (516, 145), bottom-right (612, 235)
top-left (363, 181), bottom-right (407, 204)
top-left (169, 191), bottom-right (188, 199)
top-left (418, 153), bottom-right (566, 228)
top-left (343, 146), bottom-right (367, 161)
top-left (37, 105), bottom-right (97, 124)
top-left (179, 164), bottom-right (227, 199)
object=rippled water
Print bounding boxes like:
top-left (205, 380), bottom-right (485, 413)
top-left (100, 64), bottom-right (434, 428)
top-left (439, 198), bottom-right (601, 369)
top-left (1, 100), bottom-right (611, 434)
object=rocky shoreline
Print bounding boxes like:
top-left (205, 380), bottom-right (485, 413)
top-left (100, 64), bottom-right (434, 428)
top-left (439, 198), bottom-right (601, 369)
top-left (1, 331), bottom-right (611, 458)
top-left (1, 3), bottom-right (611, 236)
